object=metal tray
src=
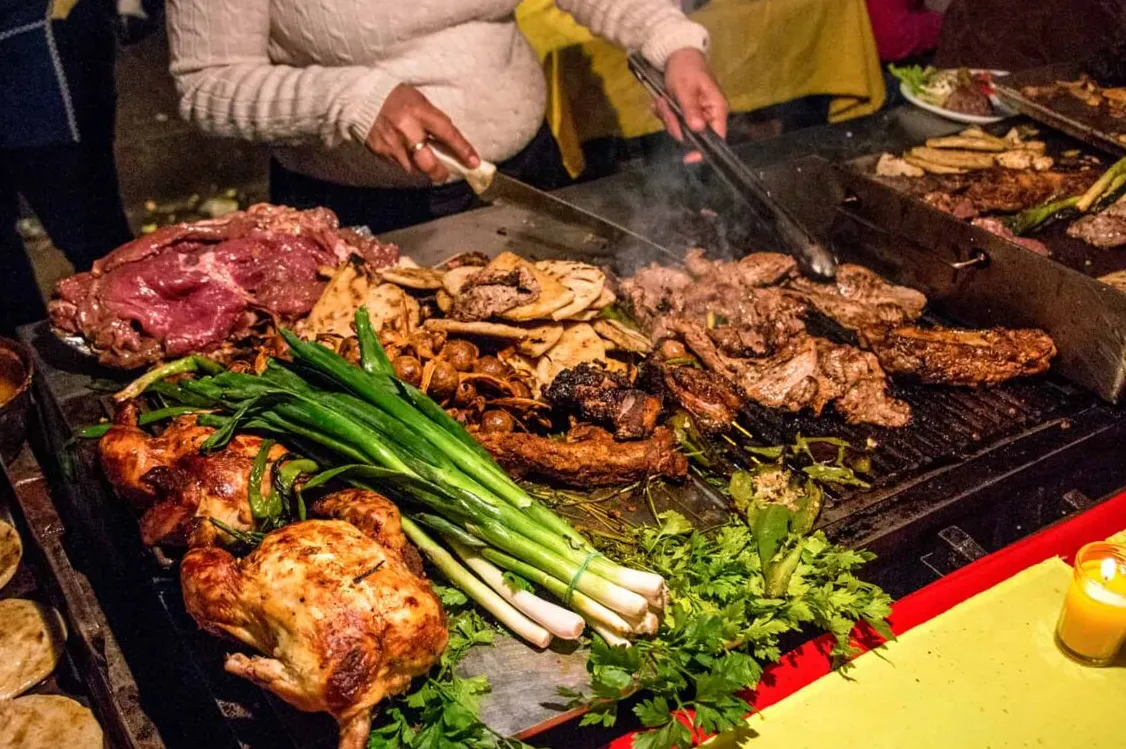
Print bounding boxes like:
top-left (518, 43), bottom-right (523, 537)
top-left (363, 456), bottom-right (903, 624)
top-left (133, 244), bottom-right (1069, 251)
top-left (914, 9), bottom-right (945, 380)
top-left (995, 62), bottom-right (1126, 158)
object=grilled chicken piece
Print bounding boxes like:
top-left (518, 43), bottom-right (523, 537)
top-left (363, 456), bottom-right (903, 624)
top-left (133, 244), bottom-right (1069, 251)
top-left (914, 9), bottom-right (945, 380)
top-left (311, 489), bottom-right (424, 575)
top-left (545, 363), bottom-right (661, 440)
top-left (181, 520), bottom-right (446, 749)
top-left (475, 425), bottom-right (687, 488)
top-left (868, 325), bottom-right (1056, 386)
top-left (100, 401), bottom-right (287, 547)
top-left (645, 361), bottom-right (744, 434)
top-left (786, 264), bottom-right (927, 332)
top-left (99, 401), bottom-right (214, 507)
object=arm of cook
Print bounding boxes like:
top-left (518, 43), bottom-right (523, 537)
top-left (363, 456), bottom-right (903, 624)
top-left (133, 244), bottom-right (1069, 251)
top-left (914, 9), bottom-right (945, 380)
top-left (166, 0), bottom-right (396, 147)
top-left (554, 0), bottom-right (710, 67)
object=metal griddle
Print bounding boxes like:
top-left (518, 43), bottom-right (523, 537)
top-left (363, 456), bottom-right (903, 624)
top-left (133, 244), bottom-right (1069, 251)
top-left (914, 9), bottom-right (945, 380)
top-left (995, 62), bottom-right (1126, 158)
top-left (16, 109), bottom-right (1126, 749)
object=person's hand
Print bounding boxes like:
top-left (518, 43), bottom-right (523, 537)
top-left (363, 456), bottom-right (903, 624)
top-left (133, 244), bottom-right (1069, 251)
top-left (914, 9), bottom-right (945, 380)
top-left (365, 84), bottom-right (479, 182)
top-left (654, 48), bottom-right (729, 163)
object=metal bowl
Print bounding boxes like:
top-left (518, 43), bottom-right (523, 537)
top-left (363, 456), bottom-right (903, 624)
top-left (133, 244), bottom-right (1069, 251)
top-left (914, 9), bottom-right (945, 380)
top-left (0, 337), bottom-right (34, 464)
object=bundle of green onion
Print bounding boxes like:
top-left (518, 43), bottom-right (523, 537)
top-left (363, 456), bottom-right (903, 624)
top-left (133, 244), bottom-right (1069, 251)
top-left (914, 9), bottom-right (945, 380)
top-left (132, 308), bottom-right (665, 647)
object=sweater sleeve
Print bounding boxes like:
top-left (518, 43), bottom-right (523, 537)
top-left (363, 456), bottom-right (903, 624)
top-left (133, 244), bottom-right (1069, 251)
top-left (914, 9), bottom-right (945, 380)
top-left (166, 0), bottom-right (400, 147)
top-left (555, 0), bottom-right (709, 68)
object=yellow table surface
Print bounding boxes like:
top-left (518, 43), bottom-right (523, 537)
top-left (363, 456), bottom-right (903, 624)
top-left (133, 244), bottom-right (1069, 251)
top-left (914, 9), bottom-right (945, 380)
top-left (516, 0), bottom-right (886, 176)
top-left (710, 555), bottom-right (1126, 749)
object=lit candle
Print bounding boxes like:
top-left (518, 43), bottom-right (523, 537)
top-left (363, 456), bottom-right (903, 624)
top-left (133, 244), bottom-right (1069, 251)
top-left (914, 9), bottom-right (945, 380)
top-left (1055, 542), bottom-right (1126, 666)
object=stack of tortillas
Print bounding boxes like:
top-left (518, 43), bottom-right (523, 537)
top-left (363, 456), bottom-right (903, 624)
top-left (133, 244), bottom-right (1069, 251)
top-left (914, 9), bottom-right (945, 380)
top-left (0, 520), bottom-right (100, 748)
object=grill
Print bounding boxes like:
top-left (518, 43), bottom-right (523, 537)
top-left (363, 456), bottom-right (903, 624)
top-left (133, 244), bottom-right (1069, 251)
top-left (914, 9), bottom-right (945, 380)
top-left (17, 127), bottom-right (1126, 749)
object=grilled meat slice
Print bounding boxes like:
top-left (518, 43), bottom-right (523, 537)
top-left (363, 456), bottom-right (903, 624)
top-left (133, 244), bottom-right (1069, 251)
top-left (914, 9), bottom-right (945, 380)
top-left (181, 520), bottom-right (446, 749)
top-left (786, 264), bottom-right (927, 332)
top-left (673, 320), bottom-right (910, 427)
top-left (620, 249), bottom-right (797, 332)
top-left (945, 83), bottom-right (992, 116)
top-left (450, 266), bottom-right (539, 321)
top-left (971, 217), bottom-right (1051, 255)
top-left (645, 361), bottom-right (743, 434)
top-left (544, 363), bottom-right (661, 440)
top-left (475, 425), bottom-right (687, 488)
top-left (868, 325), bottom-right (1056, 386)
top-left (1067, 199), bottom-right (1126, 248)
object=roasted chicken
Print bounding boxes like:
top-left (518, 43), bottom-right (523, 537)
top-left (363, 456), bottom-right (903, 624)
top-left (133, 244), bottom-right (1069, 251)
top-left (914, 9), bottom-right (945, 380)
top-left (181, 519), bottom-right (447, 749)
top-left (100, 402), bottom-right (286, 547)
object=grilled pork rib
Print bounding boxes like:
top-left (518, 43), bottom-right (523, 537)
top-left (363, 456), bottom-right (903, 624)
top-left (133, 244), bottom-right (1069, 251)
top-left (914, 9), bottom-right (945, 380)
top-left (868, 325), bottom-right (1057, 386)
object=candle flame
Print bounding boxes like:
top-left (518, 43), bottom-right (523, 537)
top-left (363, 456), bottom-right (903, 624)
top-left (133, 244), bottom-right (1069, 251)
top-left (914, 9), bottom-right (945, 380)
top-left (1100, 556), bottom-right (1116, 582)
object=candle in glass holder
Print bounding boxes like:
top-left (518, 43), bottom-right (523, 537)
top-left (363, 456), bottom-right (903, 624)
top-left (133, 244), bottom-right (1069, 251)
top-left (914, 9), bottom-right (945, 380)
top-left (1055, 542), bottom-right (1126, 666)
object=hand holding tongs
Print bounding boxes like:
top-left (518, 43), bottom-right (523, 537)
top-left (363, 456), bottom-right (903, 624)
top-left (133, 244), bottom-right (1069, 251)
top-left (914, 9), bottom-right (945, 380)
top-left (628, 53), bottom-right (838, 280)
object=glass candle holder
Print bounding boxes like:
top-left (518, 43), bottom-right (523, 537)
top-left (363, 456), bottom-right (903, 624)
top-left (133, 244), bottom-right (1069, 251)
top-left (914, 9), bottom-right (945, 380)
top-left (1055, 542), bottom-right (1126, 666)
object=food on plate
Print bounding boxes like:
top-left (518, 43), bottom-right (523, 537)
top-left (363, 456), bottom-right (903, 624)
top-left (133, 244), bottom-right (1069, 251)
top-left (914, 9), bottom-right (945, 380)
top-left (0, 599), bottom-right (67, 699)
top-left (0, 694), bottom-right (104, 749)
top-left (181, 519), bottom-right (446, 749)
top-left (48, 204), bottom-right (399, 368)
top-left (867, 326), bottom-right (1057, 386)
top-left (476, 424), bottom-right (687, 488)
top-left (890, 65), bottom-right (999, 116)
top-left (0, 520), bottom-right (21, 590)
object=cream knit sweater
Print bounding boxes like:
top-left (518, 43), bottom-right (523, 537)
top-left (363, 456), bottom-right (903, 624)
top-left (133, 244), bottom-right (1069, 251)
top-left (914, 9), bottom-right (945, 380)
top-left (167, 0), bottom-right (709, 188)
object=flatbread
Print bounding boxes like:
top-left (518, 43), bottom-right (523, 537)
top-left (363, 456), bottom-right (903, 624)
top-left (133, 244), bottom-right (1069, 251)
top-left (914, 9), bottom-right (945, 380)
top-left (907, 147), bottom-right (995, 170)
top-left (0, 600), bottom-right (68, 699)
top-left (0, 520), bottom-right (21, 591)
top-left (535, 261), bottom-right (606, 320)
top-left (485, 253), bottom-right (574, 321)
top-left (925, 136), bottom-right (1006, 152)
top-left (423, 319), bottom-right (529, 340)
top-left (593, 319), bottom-right (653, 354)
top-left (538, 324), bottom-right (606, 384)
top-left (380, 266), bottom-right (445, 290)
top-left (442, 266), bottom-right (479, 296)
top-left (0, 694), bottom-right (103, 749)
top-left (516, 323), bottom-right (564, 358)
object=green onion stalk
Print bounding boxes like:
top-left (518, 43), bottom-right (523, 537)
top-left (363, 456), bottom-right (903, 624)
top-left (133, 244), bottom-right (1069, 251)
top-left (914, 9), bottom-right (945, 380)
top-left (121, 309), bottom-right (669, 645)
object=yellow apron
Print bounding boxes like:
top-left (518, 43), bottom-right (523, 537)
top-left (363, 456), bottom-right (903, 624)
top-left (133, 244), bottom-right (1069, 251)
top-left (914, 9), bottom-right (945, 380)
top-left (516, 0), bottom-right (887, 176)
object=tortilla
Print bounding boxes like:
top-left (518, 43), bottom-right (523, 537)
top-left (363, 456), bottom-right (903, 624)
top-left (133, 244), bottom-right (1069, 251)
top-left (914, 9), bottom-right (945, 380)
top-left (903, 154), bottom-right (968, 175)
top-left (535, 260), bottom-right (607, 320)
top-left (297, 263), bottom-right (370, 338)
top-left (0, 599), bottom-right (68, 699)
top-left (1099, 269), bottom-right (1126, 292)
top-left (442, 266), bottom-right (479, 296)
top-left (875, 153), bottom-right (924, 178)
top-left (538, 324), bottom-right (606, 384)
top-left (484, 252), bottom-right (574, 321)
top-left (435, 289), bottom-right (453, 314)
top-left (516, 323), bottom-right (564, 358)
top-left (908, 147), bottom-right (996, 170)
top-left (0, 520), bottom-right (21, 591)
top-left (925, 136), bottom-right (1006, 152)
top-left (0, 695), bottom-right (103, 749)
top-left (593, 319), bottom-right (653, 354)
top-left (380, 266), bottom-right (445, 290)
top-left (423, 318), bottom-right (529, 340)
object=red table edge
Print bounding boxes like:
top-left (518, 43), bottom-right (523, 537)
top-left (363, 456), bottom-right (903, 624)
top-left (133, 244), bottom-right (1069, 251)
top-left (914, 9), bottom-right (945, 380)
top-left (607, 490), bottom-right (1126, 748)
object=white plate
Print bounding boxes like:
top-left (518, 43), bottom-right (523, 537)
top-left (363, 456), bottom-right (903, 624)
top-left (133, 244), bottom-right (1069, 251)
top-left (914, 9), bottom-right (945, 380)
top-left (900, 69), bottom-right (1016, 125)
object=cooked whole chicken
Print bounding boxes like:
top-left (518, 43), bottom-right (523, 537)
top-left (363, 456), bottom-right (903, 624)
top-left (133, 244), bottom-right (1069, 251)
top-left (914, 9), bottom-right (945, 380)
top-left (181, 519), bottom-right (447, 749)
top-left (99, 402), bottom-right (287, 547)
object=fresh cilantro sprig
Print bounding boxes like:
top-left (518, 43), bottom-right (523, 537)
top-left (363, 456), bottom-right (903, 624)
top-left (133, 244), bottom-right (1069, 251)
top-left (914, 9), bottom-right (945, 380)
top-left (565, 513), bottom-right (893, 749)
top-left (368, 584), bottom-right (535, 749)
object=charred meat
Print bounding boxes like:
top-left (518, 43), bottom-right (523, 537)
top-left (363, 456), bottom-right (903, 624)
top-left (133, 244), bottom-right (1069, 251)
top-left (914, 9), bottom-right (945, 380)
top-left (971, 217), bottom-right (1051, 255)
top-left (475, 425), bottom-right (688, 488)
top-left (644, 361), bottom-right (744, 434)
top-left (868, 325), bottom-right (1057, 386)
top-left (49, 204), bottom-right (398, 369)
top-left (1067, 199), bottom-right (1126, 248)
top-left (545, 363), bottom-right (661, 440)
top-left (785, 264), bottom-right (927, 332)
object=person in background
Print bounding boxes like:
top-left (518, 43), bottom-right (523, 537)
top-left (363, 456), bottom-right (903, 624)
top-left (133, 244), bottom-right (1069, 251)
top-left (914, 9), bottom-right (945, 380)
top-left (166, 0), bottom-right (729, 235)
top-left (936, 0), bottom-right (1125, 71)
top-left (866, 0), bottom-right (944, 65)
top-left (0, 0), bottom-right (132, 335)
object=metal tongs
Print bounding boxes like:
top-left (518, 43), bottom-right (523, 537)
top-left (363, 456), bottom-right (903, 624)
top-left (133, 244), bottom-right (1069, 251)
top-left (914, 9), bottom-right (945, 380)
top-left (628, 53), bottom-right (838, 279)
